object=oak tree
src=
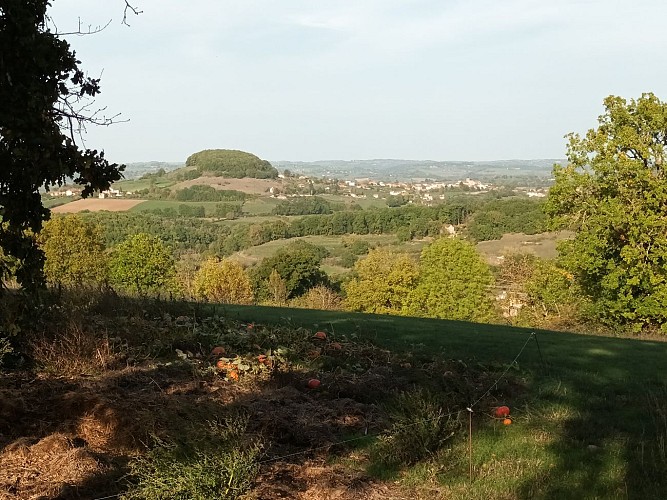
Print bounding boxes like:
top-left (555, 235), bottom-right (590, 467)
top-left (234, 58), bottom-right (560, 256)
top-left (406, 238), bottom-right (495, 321)
top-left (38, 214), bottom-right (108, 287)
top-left (344, 248), bottom-right (419, 315)
top-left (546, 93), bottom-right (667, 330)
top-left (0, 0), bottom-right (125, 290)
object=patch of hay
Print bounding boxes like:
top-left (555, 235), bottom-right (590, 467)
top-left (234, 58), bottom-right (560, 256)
top-left (0, 433), bottom-right (103, 499)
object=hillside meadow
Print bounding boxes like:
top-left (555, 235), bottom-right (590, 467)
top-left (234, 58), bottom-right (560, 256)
top-left (1, 293), bottom-right (665, 499)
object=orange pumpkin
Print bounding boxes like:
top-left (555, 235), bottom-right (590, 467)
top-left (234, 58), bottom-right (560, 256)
top-left (503, 418), bottom-right (512, 426)
top-left (228, 370), bottom-right (240, 381)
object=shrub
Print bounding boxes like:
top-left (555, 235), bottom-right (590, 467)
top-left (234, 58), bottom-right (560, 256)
top-left (290, 285), bottom-right (342, 311)
top-left (372, 389), bottom-right (460, 467)
top-left (193, 259), bottom-right (254, 305)
top-left (123, 416), bottom-right (262, 500)
top-left (109, 234), bottom-right (177, 296)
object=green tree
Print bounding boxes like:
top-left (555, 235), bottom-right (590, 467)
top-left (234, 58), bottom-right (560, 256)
top-left (110, 233), bottom-right (176, 295)
top-left (0, 0), bottom-right (124, 290)
top-left (344, 248), bottom-right (419, 315)
top-left (38, 215), bottom-right (108, 287)
top-left (407, 238), bottom-right (495, 321)
top-left (266, 269), bottom-right (288, 305)
top-left (546, 93), bottom-right (667, 329)
top-left (193, 258), bottom-right (253, 304)
top-left (185, 149), bottom-right (278, 178)
top-left (253, 242), bottom-right (328, 300)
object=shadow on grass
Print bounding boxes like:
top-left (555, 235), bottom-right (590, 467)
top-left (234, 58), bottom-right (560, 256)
top-left (3, 295), bottom-right (667, 498)
top-left (1, 294), bottom-right (503, 499)
top-left (221, 303), bottom-right (667, 498)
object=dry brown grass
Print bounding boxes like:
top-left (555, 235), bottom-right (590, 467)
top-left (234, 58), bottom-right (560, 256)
top-left (51, 198), bottom-right (145, 213)
top-left (172, 176), bottom-right (283, 195)
top-left (0, 434), bottom-right (104, 499)
top-left (476, 231), bottom-right (573, 264)
top-left (28, 321), bottom-right (121, 376)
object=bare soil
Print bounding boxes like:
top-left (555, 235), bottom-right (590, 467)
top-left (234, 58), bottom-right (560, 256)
top-left (51, 198), bottom-right (146, 213)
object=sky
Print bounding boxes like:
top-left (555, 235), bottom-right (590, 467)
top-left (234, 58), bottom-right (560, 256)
top-left (48, 0), bottom-right (667, 163)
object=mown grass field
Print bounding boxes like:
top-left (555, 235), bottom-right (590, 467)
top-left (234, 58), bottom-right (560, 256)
top-left (229, 234), bottom-right (428, 270)
top-left (241, 196), bottom-right (282, 215)
top-left (129, 200), bottom-right (225, 214)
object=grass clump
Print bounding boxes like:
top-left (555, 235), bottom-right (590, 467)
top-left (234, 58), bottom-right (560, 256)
top-left (371, 389), bottom-right (462, 470)
top-left (123, 415), bottom-right (262, 500)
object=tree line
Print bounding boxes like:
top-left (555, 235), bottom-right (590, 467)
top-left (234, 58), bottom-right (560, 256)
top-left (35, 214), bottom-right (585, 330)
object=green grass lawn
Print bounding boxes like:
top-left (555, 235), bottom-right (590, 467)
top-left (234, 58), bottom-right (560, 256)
top-left (241, 197), bottom-right (281, 215)
top-left (129, 200), bottom-right (223, 215)
top-left (320, 193), bottom-right (389, 209)
top-left (42, 196), bottom-right (79, 209)
top-left (229, 234), bottom-right (412, 268)
top-left (202, 304), bottom-right (667, 498)
top-left (114, 177), bottom-right (175, 192)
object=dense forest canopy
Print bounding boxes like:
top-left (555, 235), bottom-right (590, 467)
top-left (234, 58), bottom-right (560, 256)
top-left (185, 149), bottom-right (278, 179)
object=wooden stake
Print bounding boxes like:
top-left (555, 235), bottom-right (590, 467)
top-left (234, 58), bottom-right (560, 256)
top-left (467, 407), bottom-right (473, 482)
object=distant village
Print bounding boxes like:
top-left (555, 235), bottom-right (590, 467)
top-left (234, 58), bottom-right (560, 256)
top-left (272, 173), bottom-right (548, 203)
top-left (47, 174), bottom-right (548, 204)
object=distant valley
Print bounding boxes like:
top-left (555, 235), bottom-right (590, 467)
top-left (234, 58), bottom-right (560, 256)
top-left (123, 158), bottom-right (564, 182)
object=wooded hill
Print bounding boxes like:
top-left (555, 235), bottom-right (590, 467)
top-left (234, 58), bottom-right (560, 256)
top-left (185, 149), bottom-right (278, 179)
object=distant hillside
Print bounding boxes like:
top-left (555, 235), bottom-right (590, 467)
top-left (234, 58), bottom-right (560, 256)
top-left (186, 149), bottom-right (278, 179)
top-left (272, 158), bottom-right (565, 181)
top-left (123, 161), bottom-right (183, 180)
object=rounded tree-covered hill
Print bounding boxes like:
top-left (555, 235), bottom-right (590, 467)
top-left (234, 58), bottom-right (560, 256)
top-left (185, 149), bottom-right (278, 179)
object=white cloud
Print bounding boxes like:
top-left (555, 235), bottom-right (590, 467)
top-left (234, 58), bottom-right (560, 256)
top-left (45, 0), bottom-right (667, 161)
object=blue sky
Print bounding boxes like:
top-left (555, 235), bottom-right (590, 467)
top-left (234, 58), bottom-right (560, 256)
top-left (49, 0), bottom-right (667, 163)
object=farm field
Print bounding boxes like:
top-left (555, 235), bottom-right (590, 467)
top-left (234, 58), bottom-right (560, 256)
top-left (129, 200), bottom-right (225, 214)
top-left (215, 214), bottom-right (299, 227)
top-left (172, 176), bottom-right (283, 195)
top-left (241, 196), bottom-right (282, 215)
top-left (42, 197), bottom-right (79, 209)
top-left (476, 231), bottom-right (573, 263)
top-left (229, 234), bottom-right (424, 268)
top-left (320, 193), bottom-right (389, 209)
top-left (113, 177), bottom-right (175, 192)
top-left (51, 198), bottom-right (146, 213)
